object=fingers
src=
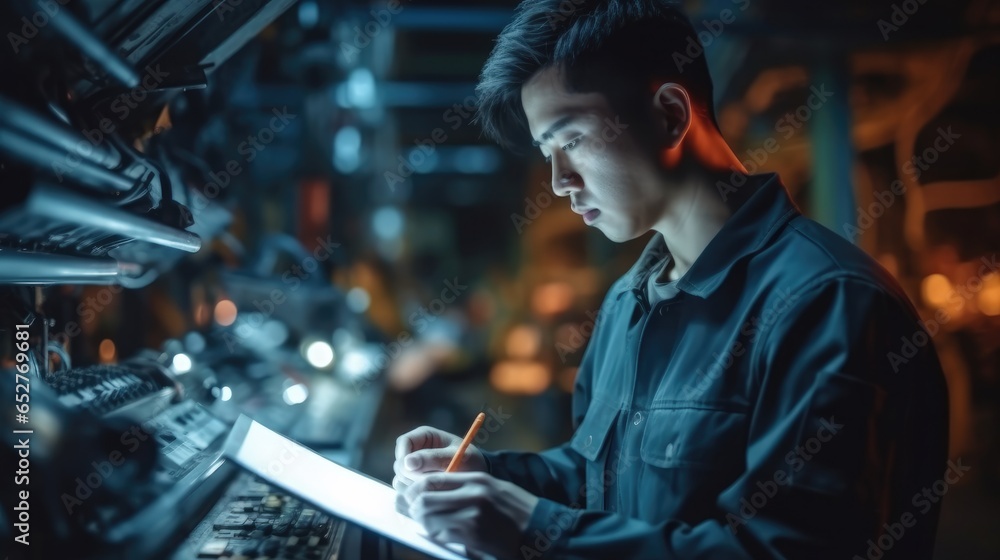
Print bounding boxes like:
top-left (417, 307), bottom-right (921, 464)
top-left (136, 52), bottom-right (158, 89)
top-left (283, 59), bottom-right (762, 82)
top-left (404, 447), bottom-right (459, 473)
top-left (424, 510), bottom-right (475, 544)
top-left (404, 472), bottom-right (492, 513)
top-left (394, 426), bottom-right (457, 461)
top-left (394, 491), bottom-right (411, 517)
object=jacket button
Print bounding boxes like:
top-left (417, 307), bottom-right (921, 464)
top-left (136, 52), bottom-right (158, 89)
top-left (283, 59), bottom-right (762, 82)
top-left (584, 435), bottom-right (593, 447)
top-left (633, 411), bottom-right (643, 425)
top-left (665, 442), bottom-right (675, 459)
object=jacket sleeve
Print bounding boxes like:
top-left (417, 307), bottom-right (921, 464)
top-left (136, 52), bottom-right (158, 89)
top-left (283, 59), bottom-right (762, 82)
top-left (480, 303), bottom-right (604, 506)
top-left (513, 275), bottom-right (949, 560)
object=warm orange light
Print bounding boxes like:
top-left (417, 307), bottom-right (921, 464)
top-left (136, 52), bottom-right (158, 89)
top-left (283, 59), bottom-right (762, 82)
top-left (921, 274), bottom-right (953, 309)
top-left (489, 361), bottom-right (551, 395)
top-left (505, 324), bottom-right (542, 359)
top-left (557, 367), bottom-right (578, 393)
top-left (99, 339), bottom-right (116, 363)
top-left (977, 274), bottom-right (1000, 316)
top-left (194, 302), bottom-right (209, 326)
top-left (878, 253), bottom-right (899, 278)
top-left (531, 281), bottom-right (575, 317)
top-left (214, 299), bottom-right (238, 326)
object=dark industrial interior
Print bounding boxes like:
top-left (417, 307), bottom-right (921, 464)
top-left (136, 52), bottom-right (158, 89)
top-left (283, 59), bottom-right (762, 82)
top-left (1, 0), bottom-right (998, 558)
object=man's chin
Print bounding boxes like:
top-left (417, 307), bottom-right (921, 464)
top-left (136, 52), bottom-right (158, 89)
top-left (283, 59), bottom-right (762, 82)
top-left (596, 224), bottom-right (643, 243)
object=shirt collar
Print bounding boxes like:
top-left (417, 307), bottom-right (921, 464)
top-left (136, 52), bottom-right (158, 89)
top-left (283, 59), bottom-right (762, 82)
top-left (614, 172), bottom-right (800, 301)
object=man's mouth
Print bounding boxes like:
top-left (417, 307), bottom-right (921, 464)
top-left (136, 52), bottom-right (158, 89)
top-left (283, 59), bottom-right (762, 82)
top-left (583, 209), bottom-right (601, 224)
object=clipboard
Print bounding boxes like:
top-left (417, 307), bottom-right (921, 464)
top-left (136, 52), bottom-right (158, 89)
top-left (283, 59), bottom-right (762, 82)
top-left (223, 414), bottom-right (468, 560)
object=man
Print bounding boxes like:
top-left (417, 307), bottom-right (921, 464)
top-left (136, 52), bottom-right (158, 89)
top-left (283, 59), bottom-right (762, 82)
top-left (393, 1), bottom-right (950, 559)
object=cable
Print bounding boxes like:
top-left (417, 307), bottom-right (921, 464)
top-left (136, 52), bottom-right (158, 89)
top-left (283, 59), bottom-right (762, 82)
top-left (47, 341), bottom-right (72, 373)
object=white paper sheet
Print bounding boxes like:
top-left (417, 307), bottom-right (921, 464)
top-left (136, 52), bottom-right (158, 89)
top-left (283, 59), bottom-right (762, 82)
top-left (223, 415), bottom-right (467, 560)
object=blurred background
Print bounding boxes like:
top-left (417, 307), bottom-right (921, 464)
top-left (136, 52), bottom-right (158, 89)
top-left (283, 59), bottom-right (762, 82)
top-left (1, 0), bottom-right (998, 558)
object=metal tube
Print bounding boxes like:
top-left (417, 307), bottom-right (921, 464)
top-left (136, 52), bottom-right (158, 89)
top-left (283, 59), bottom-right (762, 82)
top-left (27, 183), bottom-right (202, 253)
top-left (38, 0), bottom-right (140, 88)
top-left (0, 252), bottom-right (120, 284)
top-left (0, 127), bottom-right (135, 193)
top-left (0, 94), bottom-right (121, 168)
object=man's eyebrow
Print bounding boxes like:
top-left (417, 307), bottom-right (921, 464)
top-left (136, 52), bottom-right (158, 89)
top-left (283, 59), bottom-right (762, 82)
top-left (531, 115), bottom-right (576, 147)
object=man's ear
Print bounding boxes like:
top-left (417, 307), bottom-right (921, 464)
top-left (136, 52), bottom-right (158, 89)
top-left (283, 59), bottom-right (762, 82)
top-left (652, 83), bottom-right (692, 149)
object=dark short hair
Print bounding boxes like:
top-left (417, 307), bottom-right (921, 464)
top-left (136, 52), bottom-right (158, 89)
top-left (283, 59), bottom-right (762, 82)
top-left (475, 0), bottom-right (717, 152)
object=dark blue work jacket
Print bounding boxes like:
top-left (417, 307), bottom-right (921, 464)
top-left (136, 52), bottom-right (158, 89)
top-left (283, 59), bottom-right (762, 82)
top-left (483, 173), bottom-right (950, 560)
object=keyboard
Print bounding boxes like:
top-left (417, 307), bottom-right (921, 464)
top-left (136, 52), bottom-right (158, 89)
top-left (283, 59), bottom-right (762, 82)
top-left (177, 474), bottom-right (346, 560)
top-left (45, 362), bottom-right (177, 416)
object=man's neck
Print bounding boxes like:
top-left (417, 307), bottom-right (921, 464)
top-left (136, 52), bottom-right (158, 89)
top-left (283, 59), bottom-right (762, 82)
top-left (652, 170), bottom-right (750, 281)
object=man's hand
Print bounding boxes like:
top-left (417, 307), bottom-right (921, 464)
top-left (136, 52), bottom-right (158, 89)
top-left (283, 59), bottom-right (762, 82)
top-left (402, 472), bottom-right (540, 560)
top-left (393, 426), bottom-right (488, 494)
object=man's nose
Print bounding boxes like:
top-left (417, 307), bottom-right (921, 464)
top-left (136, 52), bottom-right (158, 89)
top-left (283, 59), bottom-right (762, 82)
top-left (550, 156), bottom-right (581, 197)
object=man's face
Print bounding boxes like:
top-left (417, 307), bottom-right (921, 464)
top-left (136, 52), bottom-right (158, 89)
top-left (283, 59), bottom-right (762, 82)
top-left (521, 66), bottom-right (669, 242)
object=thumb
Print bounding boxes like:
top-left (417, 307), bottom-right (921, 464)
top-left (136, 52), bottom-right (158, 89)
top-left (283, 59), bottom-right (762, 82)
top-left (405, 447), bottom-right (456, 472)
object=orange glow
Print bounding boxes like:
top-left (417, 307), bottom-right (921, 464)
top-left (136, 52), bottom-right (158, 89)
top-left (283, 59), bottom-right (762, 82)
top-left (99, 339), bottom-right (116, 363)
top-left (877, 253), bottom-right (899, 278)
top-left (194, 302), bottom-right (210, 326)
top-left (531, 281), bottom-right (575, 317)
top-left (505, 324), bottom-right (542, 359)
top-left (921, 274), bottom-right (953, 309)
top-left (557, 367), bottom-right (578, 393)
top-left (214, 299), bottom-right (238, 326)
top-left (977, 274), bottom-right (1000, 316)
top-left (490, 361), bottom-right (551, 395)
top-left (659, 104), bottom-right (748, 174)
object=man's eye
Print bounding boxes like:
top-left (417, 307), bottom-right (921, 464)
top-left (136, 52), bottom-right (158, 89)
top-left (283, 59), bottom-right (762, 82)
top-left (543, 137), bottom-right (582, 163)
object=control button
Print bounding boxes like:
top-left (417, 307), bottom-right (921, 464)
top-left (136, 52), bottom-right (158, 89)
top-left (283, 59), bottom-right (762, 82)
top-left (260, 538), bottom-right (281, 557)
top-left (197, 539), bottom-right (228, 558)
top-left (238, 539), bottom-right (262, 557)
top-left (261, 495), bottom-right (283, 512)
top-left (633, 412), bottom-right (643, 425)
top-left (213, 513), bottom-right (250, 530)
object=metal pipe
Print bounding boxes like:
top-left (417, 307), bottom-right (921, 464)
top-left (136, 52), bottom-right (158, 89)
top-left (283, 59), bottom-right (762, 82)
top-left (0, 94), bottom-right (121, 168)
top-left (27, 183), bottom-right (202, 253)
top-left (0, 127), bottom-right (135, 193)
top-left (35, 0), bottom-right (140, 88)
top-left (0, 251), bottom-right (120, 284)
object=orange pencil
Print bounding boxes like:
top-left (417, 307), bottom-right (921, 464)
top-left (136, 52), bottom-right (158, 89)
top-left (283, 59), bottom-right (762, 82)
top-left (445, 412), bottom-right (486, 473)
